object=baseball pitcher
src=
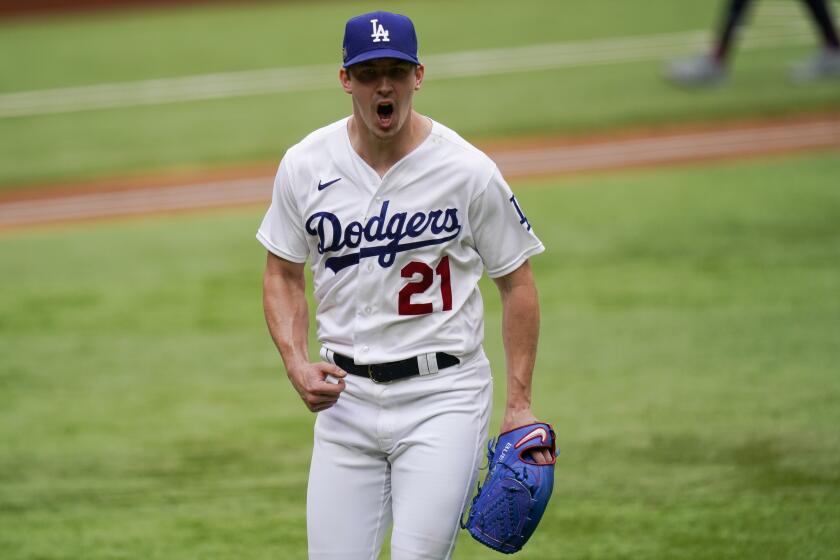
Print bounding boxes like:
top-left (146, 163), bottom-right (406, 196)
top-left (258, 11), bottom-right (555, 559)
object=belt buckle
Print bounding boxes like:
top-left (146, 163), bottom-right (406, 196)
top-left (367, 364), bottom-right (392, 384)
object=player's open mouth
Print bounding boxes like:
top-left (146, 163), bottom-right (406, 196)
top-left (376, 102), bottom-right (394, 127)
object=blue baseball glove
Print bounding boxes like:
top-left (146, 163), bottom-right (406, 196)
top-left (463, 422), bottom-right (556, 554)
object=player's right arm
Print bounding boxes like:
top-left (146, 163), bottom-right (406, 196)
top-left (262, 252), bottom-right (347, 412)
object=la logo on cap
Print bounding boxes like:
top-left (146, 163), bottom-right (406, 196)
top-left (370, 19), bottom-right (390, 43)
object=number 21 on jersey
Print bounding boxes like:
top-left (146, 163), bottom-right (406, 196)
top-left (398, 256), bottom-right (452, 315)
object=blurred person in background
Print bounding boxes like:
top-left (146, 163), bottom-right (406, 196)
top-left (666, 0), bottom-right (840, 85)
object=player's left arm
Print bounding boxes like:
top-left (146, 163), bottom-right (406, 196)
top-left (492, 260), bottom-right (552, 465)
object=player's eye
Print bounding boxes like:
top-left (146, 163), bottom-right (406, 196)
top-left (387, 66), bottom-right (410, 79)
top-left (357, 69), bottom-right (378, 83)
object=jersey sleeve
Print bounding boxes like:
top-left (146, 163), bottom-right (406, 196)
top-left (469, 167), bottom-right (545, 278)
top-left (256, 158), bottom-right (309, 263)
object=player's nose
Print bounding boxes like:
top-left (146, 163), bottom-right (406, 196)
top-left (375, 75), bottom-right (394, 94)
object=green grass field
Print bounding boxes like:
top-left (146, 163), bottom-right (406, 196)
top-left (2, 151), bottom-right (839, 559)
top-left (1, 0), bottom-right (839, 188)
top-left (2, 0), bottom-right (839, 557)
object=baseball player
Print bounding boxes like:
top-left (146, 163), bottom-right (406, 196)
top-left (666, 0), bottom-right (840, 85)
top-left (258, 11), bottom-right (551, 559)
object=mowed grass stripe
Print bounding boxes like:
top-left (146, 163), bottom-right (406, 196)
top-left (1, 153), bottom-right (839, 558)
top-left (0, 26), bottom-right (820, 118)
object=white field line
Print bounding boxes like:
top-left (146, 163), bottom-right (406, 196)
top-left (0, 27), bottom-right (822, 119)
top-left (1, 120), bottom-right (837, 227)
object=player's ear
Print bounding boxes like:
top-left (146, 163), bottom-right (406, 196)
top-left (414, 64), bottom-right (425, 91)
top-left (339, 67), bottom-right (352, 94)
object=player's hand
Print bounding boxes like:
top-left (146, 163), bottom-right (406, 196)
top-left (286, 362), bottom-right (347, 413)
top-left (501, 407), bottom-right (554, 464)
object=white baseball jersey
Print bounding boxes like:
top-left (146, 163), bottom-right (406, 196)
top-left (257, 116), bottom-right (544, 364)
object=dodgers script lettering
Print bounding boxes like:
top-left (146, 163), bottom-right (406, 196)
top-left (305, 201), bottom-right (461, 273)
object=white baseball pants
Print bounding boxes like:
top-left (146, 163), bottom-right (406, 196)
top-left (306, 350), bottom-right (493, 560)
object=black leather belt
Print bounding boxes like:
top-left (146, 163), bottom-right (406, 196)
top-left (332, 352), bottom-right (460, 383)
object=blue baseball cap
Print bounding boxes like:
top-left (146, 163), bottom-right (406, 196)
top-left (342, 11), bottom-right (420, 68)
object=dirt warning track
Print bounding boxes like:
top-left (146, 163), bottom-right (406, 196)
top-left (0, 115), bottom-right (838, 229)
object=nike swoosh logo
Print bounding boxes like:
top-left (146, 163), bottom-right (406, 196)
top-left (318, 177), bottom-right (342, 191)
top-left (514, 426), bottom-right (548, 448)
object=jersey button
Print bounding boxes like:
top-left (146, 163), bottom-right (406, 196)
top-left (364, 306), bottom-right (372, 314)
top-left (362, 345), bottom-right (369, 353)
